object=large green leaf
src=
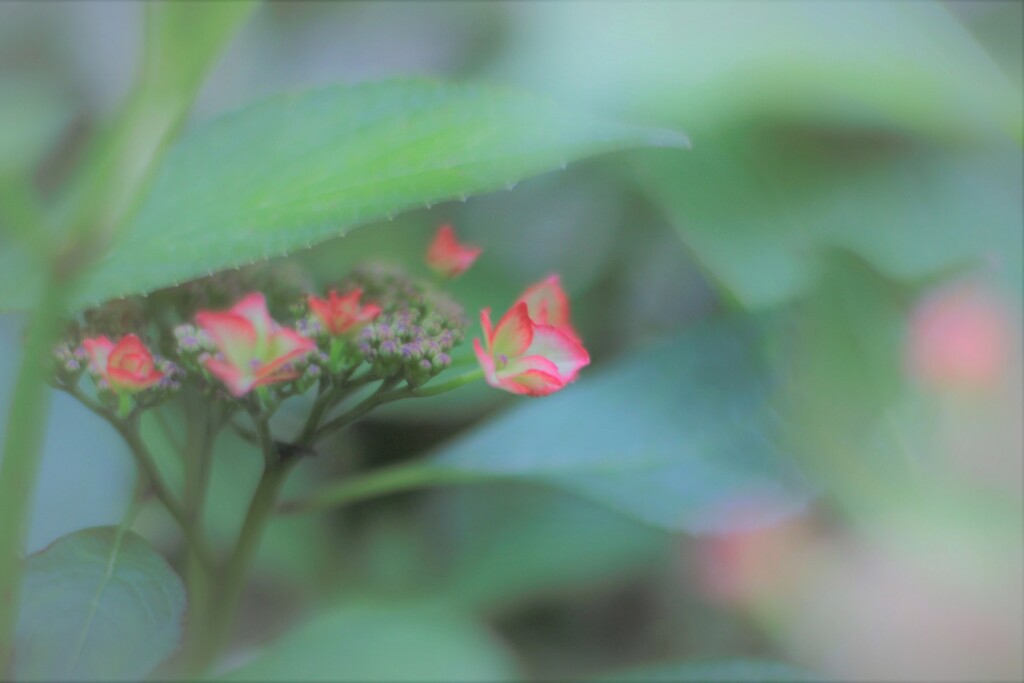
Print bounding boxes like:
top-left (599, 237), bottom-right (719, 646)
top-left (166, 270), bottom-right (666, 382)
top-left (0, 79), bottom-right (686, 311)
top-left (636, 135), bottom-right (1023, 308)
top-left (439, 485), bottom-right (669, 610)
top-left (493, 2), bottom-right (1021, 140)
top-left (292, 318), bottom-right (814, 535)
top-left (597, 658), bottom-right (818, 682)
top-left (225, 599), bottom-right (517, 681)
top-left (14, 526), bottom-right (186, 681)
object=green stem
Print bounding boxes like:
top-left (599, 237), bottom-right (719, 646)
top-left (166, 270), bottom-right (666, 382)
top-left (198, 457), bottom-right (294, 671)
top-left (60, 387), bottom-right (215, 571)
top-left (0, 277), bottom-right (68, 674)
top-left (311, 369), bottom-right (483, 444)
top-left (408, 368), bottom-right (483, 397)
top-left (311, 380), bottom-right (399, 444)
top-left (279, 463), bottom-right (493, 515)
top-left (116, 417), bottom-right (215, 571)
top-left (0, 174), bottom-right (50, 257)
top-left (180, 396), bottom-right (216, 669)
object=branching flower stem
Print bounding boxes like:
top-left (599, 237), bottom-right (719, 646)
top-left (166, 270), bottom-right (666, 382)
top-left (56, 385), bottom-right (216, 571)
top-left (195, 367), bottom-right (483, 669)
top-left (312, 368), bottom-right (484, 444)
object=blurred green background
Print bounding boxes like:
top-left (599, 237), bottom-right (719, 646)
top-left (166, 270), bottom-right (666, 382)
top-left (1, 1), bottom-right (1021, 680)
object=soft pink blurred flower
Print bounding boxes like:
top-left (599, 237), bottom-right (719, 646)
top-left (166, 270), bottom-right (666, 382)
top-left (906, 282), bottom-right (1012, 391)
top-left (515, 274), bottom-right (581, 344)
top-left (473, 299), bottom-right (589, 396)
top-left (307, 288), bottom-right (382, 336)
top-left (426, 224), bottom-right (482, 278)
top-left (195, 293), bottom-right (316, 397)
top-left (82, 334), bottom-right (164, 394)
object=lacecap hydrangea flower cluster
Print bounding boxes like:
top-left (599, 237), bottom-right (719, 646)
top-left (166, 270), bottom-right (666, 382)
top-left (52, 225), bottom-right (590, 425)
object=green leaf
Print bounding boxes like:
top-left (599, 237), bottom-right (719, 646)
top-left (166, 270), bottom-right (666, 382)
top-left (597, 658), bottom-right (818, 682)
top-left (496, 2), bottom-right (1021, 141)
top-left (0, 75), bottom-right (74, 176)
top-left (144, 1), bottom-right (256, 99)
top-left (224, 600), bottom-right (517, 681)
top-left (0, 79), bottom-right (686, 311)
top-left (636, 133), bottom-right (1023, 307)
top-left (291, 318), bottom-right (814, 535)
top-left (430, 319), bottom-right (811, 533)
top-left (14, 526), bottom-right (186, 681)
top-left (440, 485), bottom-right (669, 609)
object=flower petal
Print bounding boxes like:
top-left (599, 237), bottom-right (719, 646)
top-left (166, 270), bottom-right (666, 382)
top-left (523, 324), bottom-right (590, 382)
top-left (517, 275), bottom-right (580, 343)
top-left (108, 365), bottom-right (164, 393)
top-left (109, 335), bottom-right (153, 373)
top-left (498, 368), bottom-right (565, 396)
top-left (474, 337), bottom-right (499, 387)
top-left (230, 292), bottom-right (275, 340)
top-left (258, 328), bottom-right (315, 378)
top-left (81, 336), bottom-right (114, 376)
top-left (479, 308), bottom-right (495, 351)
top-left (204, 356), bottom-right (256, 397)
top-left (499, 353), bottom-right (560, 380)
top-left (195, 311), bottom-right (257, 366)
top-left (426, 224), bottom-right (482, 278)
top-left (491, 302), bottom-right (533, 358)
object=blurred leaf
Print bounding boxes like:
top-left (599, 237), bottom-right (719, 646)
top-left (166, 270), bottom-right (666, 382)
top-left (774, 254), bottom-right (914, 512)
top-left (14, 526), bottom-right (185, 681)
top-left (597, 658), bottom-right (818, 682)
top-left (428, 318), bottom-right (812, 534)
top-left (224, 599), bottom-right (517, 681)
top-left (439, 485), bottom-right (669, 610)
top-left (0, 75), bottom-right (73, 176)
top-left (494, 2), bottom-right (1021, 141)
top-left (293, 318), bottom-right (814, 535)
top-left (636, 135), bottom-right (1023, 307)
top-left (0, 79), bottom-right (687, 311)
top-left (144, 1), bottom-right (255, 100)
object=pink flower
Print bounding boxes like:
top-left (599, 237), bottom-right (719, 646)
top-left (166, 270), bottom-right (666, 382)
top-left (195, 293), bottom-right (316, 397)
top-left (906, 281), bottom-right (1012, 391)
top-left (426, 224), bottom-right (482, 278)
top-left (473, 301), bottom-right (590, 396)
top-left (82, 334), bottom-right (164, 394)
top-left (516, 275), bottom-right (581, 344)
top-left (307, 289), bottom-right (382, 336)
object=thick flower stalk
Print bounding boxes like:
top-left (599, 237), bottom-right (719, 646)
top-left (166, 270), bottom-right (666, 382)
top-left (194, 293), bottom-right (316, 397)
top-left (425, 224), bottom-right (482, 278)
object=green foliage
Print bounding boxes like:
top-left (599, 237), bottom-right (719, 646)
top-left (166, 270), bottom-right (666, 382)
top-left (428, 317), bottom-right (811, 533)
top-left (598, 658), bottom-right (817, 682)
top-left (144, 1), bottom-right (256, 100)
top-left (0, 76), bottom-right (73, 177)
top-left (14, 527), bottom-right (185, 681)
top-left (0, 80), bottom-right (686, 311)
top-left (440, 486), bottom-right (669, 610)
top-left (225, 600), bottom-right (517, 681)
top-left (636, 135), bottom-right (1023, 307)
top-left (297, 318), bottom-right (813, 534)
top-left (497, 2), bottom-right (1021, 140)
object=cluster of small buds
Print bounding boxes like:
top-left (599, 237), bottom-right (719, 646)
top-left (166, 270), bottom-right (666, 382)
top-left (170, 323), bottom-right (232, 400)
top-left (359, 308), bottom-right (460, 386)
top-left (335, 264), bottom-right (428, 311)
top-left (52, 341), bottom-right (88, 384)
top-left (173, 324), bottom-right (217, 362)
